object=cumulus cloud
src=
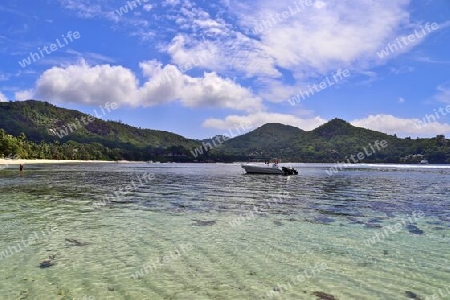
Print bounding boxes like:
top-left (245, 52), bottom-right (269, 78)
top-left (228, 1), bottom-right (408, 72)
top-left (204, 113), bottom-right (450, 137)
top-left (59, 0), bottom-right (425, 104)
top-left (351, 114), bottom-right (450, 137)
top-left (157, 0), bottom-right (418, 102)
top-left (15, 90), bottom-right (34, 101)
top-left (32, 60), bottom-right (263, 111)
top-left (203, 112), bottom-right (327, 131)
top-left (138, 61), bottom-right (263, 111)
top-left (35, 60), bottom-right (139, 106)
top-left (0, 91), bottom-right (7, 102)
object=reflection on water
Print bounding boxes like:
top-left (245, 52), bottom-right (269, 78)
top-left (0, 163), bottom-right (449, 299)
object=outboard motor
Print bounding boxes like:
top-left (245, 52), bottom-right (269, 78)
top-left (282, 167), bottom-right (298, 175)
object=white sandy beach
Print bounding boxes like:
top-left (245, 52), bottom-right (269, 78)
top-left (0, 159), bottom-right (117, 166)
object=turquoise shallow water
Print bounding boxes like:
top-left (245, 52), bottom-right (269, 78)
top-left (0, 163), bottom-right (449, 299)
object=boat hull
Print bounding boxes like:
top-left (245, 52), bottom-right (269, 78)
top-left (241, 164), bottom-right (298, 175)
top-left (241, 164), bottom-right (285, 174)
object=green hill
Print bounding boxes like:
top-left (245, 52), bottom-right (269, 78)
top-left (212, 119), bottom-right (450, 163)
top-left (1, 100), bottom-right (449, 163)
top-left (0, 100), bottom-right (200, 161)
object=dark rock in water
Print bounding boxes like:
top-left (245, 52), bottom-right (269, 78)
top-left (273, 220), bottom-right (283, 226)
top-left (385, 211), bottom-right (395, 218)
top-left (405, 225), bottom-right (424, 235)
top-left (39, 259), bottom-right (54, 268)
top-left (364, 223), bottom-right (383, 229)
top-left (192, 220), bottom-right (216, 226)
top-left (312, 291), bottom-right (337, 300)
top-left (347, 217), bottom-right (364, 224)
top-left (357, 262), bottom-right (373, 267)
top-left (426, 220), bottom-right (443, 226)
top-left (368, 217), bottom-right (384, 223)
top-left (405, 290), bottom-right (420, 299)
top-left (65, 238), bottom-right (90, 246)
top-left (314, 216), bottom-right (334, 224)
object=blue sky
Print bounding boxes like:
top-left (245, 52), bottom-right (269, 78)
top-left (0, 0), bottom-right (449, 139)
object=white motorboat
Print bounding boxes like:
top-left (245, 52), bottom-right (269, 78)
top-left (241, 162), bottom-right (298, 175)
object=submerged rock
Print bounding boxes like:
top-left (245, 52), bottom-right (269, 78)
top-left (39, 259), bottom-right (54, 268)
top-left (39, 254), bottom-right (57, 268)
top-left (364, 223), bottom-right (383, 229)
top-left (405, 224), bottom-right (424, 235)
top-left (65, 238), bottom-right (90, 246)
top-left (312, 291), bottom-right (337, 300)
top-left (347, 217), bottom-right (364, 224)
top-left (314, 216), bottom-right (335, 224)
top-left (368, 217), bottom-right (384, 223)
top-left (405, 290), bottom-right (421, 299)
top-left (192, 220), bottom-right (216, 226)
top-left (273, 220), bottom-right (283, 226)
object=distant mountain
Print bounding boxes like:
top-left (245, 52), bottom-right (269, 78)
top-left (1, 100), bottom-right (449, 163)
top-left (212, 123), bottom-right (305, 158)
top-left (213, 118), bottom-right (449, 163)
top-left (0, 100), bottom-right (200, 160)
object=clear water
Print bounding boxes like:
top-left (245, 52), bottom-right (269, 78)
top-left (1, 163), bottom-right (449, 300)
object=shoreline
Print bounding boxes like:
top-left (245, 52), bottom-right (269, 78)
top-left (0, 159), bottom-right (117, 165)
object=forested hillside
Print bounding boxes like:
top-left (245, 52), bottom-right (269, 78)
top-left (1, 100), bottom-right (449, 163)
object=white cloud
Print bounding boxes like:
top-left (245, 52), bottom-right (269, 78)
top-left (59, 0), bottom-right (156, 41)
top-left (35, 60), bottom-right (140, 106)
top-left (15, 90), bottom-right (34, 101)
top-left (228, 0), bottom-right (411, 76)
top-left (398, 97), bottom-right (405, 103)
top-left (203, 112), bottom-right (327, 131)
top-left (0, 74), bottom-right (11, 81)
top-left (138, 61), bottom-right (263, 111)
top-left (165, 33), bottom-right (280, 80)
top-left (59, 0), bottom-right (105, 18)
top-left (351, 114), bottom-right (450, 137)
top-left (163, 0), bottom-right (180, 6)
top-left (165, 35), bottom-right (218, 70)
top-left (434, 84), bottom-right (450, 103)
top-left (0, 91), bottom-right (7, 102)
top-left (157, 0), bottom-right (420, 102)
top-left (390, 66), bottom-right (414, 74)
top-left (65, 49), bottom-right (116, 64)
top-left (32, 60), bottom-right (263, 112)
top-left (414, 56), bottom-right (450, 64)
top-left (178, 73), bottom-right (263, 111)
top-left (143, 4), bottom-right (153, 11)
top-left (204, 113), bottom-right (450, 138)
